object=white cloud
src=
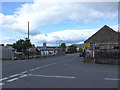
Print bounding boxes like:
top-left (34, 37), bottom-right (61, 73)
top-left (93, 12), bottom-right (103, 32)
top-left (111, 24), bottom-right (118, 32)
top-left (31, 24), bottom-right (118, 46)
top-left (0, 36), bottom-right (17, 45)
top-left (1, 2), bottom-right (118, 34)
top-left (1, 0), bottom-right (120, 2)
top-left (31, 28), bottom-right (98, 46)
top-left (1, 24), bottom-right (118, 46)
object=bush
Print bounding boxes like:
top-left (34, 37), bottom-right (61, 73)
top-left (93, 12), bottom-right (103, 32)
top-left (67, 45), bottom-right (77, 54)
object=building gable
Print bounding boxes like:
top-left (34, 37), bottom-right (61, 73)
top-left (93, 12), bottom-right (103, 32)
top-left (84, 25), bottom-right (118, 43)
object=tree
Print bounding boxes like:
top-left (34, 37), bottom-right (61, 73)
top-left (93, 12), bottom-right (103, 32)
top-left (0, 44), bottom-right (4, 46)
top-left (60, 43), bottom-right (66, 48)
top-left (12, 38), bottom-right (34, 52)
top-left (67, 45), bottom-right (77, 54)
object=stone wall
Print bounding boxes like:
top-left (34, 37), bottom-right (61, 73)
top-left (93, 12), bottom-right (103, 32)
top-left (95, 49), bottom-right (120, 64)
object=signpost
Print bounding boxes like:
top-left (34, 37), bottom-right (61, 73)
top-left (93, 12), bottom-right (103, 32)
top-left (84, 43), bottom-right (94, 59)
top-left (84, 43), bottom-right (93, 47)
top-left (85, 43), bottom-right (90, 47)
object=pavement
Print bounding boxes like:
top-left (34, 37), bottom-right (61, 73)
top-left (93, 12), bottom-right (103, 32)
top-left (1, 53), bottom-right (119, 88)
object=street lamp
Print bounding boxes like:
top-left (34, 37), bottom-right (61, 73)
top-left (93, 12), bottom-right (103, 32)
top-left (28, 21), bottom-right (30, 59)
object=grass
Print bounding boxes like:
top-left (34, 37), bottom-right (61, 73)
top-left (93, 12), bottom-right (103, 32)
top-left (0, 58), bottom-right (12, 60)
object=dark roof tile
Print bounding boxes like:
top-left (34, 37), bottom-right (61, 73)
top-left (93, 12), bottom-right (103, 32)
top-left (84, 25), bottom-right (119, 43)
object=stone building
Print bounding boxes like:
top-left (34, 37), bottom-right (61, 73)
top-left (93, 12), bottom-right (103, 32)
top-left (37, 43), bottom-right (66, 56)
top-left (84, 25), bottom-right (120, 64)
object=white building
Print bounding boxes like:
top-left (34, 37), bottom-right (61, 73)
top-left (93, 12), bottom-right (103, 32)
top-left (0, 46), bottom-right (15, 60)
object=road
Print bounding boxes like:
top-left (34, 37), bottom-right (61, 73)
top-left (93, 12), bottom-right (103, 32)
top-left (1, 53), bottom-right (119, 88)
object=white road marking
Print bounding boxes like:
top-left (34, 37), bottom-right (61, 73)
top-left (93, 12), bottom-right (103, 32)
top-left (29, 63), bottom-right (57, 72)
top-left (30, 69), bottom-right (35, 71)
top-left (21, 71), bottom-right (28, 74)
top-left (104, 78), bottom-right (120, 80)
top-left (40, 63), bottom-right (56, 68)
top-left (0, 62), bottom-right (57, 83)
top-left (7, 78), bottom-right (19, 82)
top-left (0, 62), bottom-right (64, 83)
top-left (0, 62), bottom-right (58, 84)
top-left (51, 63), bottom-right (56, 65)
top-left (19, 74), bottom-right (28, 78)
top-left (42, 64), bottom-right (50, 67)
top-left (35, 67), bottom-right (40, 69)
top-left (9, 74), bottom-right (20, 78)
top-left (0, 83), bottom-right (4, 86)
top-left (0, 78), bottom-right (9, 81)
top-left (29, 74), bottom-right (76, 79)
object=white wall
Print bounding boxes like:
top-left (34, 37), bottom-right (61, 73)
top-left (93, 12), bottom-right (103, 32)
top-left (0, 46), bottom-right (14, 59)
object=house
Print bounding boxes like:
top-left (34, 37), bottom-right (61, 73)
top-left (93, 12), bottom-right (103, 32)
top-left (37, 43), bottom-right (66, 56)
top-left (84, 25), bottom-right (120, 64)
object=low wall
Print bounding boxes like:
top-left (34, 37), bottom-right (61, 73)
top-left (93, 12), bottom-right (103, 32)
top-left (95, 50), bottom-right (120, 64)
top-left (15, 51), bottom-right (66, 60)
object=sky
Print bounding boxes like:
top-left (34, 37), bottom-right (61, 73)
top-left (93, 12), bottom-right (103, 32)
top-left (0, 0), bottom-right (119, 46)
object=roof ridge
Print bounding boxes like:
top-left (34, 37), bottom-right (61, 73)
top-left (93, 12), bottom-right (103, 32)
top-left (84, 25), bottom-right (118, 43)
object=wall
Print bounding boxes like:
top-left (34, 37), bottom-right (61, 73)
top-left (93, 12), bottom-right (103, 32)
top-left (0, 46), bottom-right (14, 59)
top-left (94, 43), bottom-right (120, 64)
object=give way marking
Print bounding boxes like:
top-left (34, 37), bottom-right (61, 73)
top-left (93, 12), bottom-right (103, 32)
top-left (104, 78), bottom-right (120, 81)
top-left (28, 74), bottom-right (76, 79)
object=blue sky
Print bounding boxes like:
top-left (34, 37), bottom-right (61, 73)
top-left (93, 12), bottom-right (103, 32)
top-left (2, 2), bottom-right (26, 15)
top-left (1, 1), bottom-right (118, 46)
top-left (39, 18), bottom-right (117, 34)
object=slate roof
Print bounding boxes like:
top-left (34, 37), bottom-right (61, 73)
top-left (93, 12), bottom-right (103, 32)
top-left (84, 25), bottom-right (119, 43)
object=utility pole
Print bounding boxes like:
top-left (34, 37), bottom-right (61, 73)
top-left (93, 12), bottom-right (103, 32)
top-left (28, 21), bottom-right (29, 59)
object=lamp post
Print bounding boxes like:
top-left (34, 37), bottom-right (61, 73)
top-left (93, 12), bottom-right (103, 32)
top-left (44, 34), bottom-right (48, 56)
top-left (28, 21), bottom-right (29, 59)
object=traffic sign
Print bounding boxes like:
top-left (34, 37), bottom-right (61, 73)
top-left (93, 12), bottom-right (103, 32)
top-left (85, 43), bottom-right (93, 47)
top-left (85, 43), bottom-right (90, 47)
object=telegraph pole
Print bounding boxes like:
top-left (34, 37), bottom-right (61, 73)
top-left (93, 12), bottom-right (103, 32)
top-left (28, 21), bottom-right (29, 59)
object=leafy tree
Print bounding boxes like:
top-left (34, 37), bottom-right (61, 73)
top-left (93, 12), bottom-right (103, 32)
top-left (12, 38), bottom-right (34, 52)
top-left (60, 43), bottom-right (66, 48)
top-left (67, 45), bottom-right (77, 54)
top-left (0, 44), bottom-right (4, 46)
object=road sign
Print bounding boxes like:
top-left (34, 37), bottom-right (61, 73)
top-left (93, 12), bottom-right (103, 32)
top-left (85, 43), bottom-right (90, 47)
top-left (85, 43), bottom-right (93, 47)
top-left (90, 43), bottom-right (93, 47)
